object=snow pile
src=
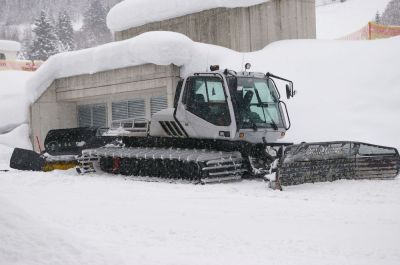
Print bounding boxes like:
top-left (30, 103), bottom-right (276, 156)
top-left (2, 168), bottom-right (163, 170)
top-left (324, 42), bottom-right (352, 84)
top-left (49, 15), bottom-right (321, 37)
top-left (246, 38), bottom-right (400, 149)
top-left (316, 0), bottom-right (391, 39)
top-left (0, 124), bottom-right (31, 150)
top-left (0, 71), bottom-right (34, 168)
top-left (27, 31), bottom-right (400, 149)
top-left (0, 40), bottom-right (21, 52)
top-left (0, 124), bottom-right (32, 169)
top-left (0, 71), bottom-right (33, 133)
top-left (106, 0), bottom-right (269, 31)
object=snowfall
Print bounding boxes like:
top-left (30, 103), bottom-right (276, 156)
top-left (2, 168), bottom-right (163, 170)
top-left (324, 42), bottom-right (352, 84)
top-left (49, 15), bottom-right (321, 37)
top-left (1, 1), bottom-right (400, 265)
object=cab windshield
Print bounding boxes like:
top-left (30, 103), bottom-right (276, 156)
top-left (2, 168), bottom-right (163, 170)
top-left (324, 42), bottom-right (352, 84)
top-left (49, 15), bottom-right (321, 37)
top-left (235, 77), bottom-right (283, 129)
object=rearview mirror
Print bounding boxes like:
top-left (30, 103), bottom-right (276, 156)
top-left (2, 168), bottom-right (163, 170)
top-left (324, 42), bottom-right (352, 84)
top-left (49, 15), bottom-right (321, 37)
top-left (286, 84), bottom-right (296, 99)
top-left (286, 84), bottom-right (291, 99)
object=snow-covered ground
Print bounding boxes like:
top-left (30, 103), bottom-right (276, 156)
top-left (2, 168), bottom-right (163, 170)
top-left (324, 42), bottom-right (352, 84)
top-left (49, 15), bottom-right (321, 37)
top-left (316, 0), bottom-right (391, 39)
top-left (0, 170), bottom-right (399, 265)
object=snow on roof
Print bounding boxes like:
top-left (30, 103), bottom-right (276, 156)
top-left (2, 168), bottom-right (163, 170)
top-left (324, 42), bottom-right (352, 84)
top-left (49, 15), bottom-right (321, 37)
top-left (0, 40), bottom-right (21, 52)
top-left (106, 0), bottom-right (269, 32)
top-left (28, 31), bottom-right (196, 103)
top-left (27, 31), bottom-right (400, 149)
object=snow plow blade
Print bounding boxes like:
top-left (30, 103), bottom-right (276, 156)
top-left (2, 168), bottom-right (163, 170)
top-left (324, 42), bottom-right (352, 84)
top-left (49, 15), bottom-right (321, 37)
top-left (9, 148), bottom-right (77, 172)
top-left (278, 142), bottom-right (400, 186)
top-left (10, 148), bottom-right (46, 171)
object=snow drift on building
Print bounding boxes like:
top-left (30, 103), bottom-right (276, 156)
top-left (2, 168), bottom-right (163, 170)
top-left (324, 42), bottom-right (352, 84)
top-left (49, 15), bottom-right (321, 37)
top-left (106, 0), bottom-right (270, 31)
top-left (0, 40), bottom-right (21, 52)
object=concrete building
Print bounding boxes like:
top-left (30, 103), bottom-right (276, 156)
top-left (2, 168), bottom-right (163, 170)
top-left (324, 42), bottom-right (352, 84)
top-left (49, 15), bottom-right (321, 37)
top-left (114, 0), bottom-right (316, 52)
top-left (30, 0), bottom-right (316, 151)
top-left (31, 64), bottom-right (180, 150)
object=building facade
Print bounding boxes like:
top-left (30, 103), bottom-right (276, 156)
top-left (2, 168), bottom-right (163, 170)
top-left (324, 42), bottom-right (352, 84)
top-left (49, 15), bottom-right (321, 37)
top-left (31, 64), bottom-right (180, 151)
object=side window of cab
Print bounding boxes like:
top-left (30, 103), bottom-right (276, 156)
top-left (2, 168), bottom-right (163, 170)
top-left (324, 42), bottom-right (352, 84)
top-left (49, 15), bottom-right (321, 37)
top-left (184, 76), bottom-right (231, 126)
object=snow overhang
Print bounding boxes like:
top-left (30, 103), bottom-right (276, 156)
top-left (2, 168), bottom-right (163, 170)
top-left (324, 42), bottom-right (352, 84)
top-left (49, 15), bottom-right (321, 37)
top-left (0, 40), bottom-right (21, 52)
top-left (106, 0), bottom-right (269, 32)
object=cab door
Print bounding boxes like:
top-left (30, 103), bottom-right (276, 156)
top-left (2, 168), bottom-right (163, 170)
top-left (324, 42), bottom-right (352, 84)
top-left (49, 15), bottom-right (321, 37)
top-left (175, 75), bottom-right (236, 139)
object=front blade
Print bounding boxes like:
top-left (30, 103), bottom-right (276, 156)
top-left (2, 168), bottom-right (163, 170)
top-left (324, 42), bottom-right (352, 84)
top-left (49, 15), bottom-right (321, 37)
top-left (278, 142), bottom-right (400, 186)
top-left (10, 148), bottom-right (46, 171)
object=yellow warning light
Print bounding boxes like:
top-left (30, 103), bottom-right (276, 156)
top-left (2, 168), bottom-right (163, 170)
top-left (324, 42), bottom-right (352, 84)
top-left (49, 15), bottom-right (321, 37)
top-left (239, 132), bottom-right (245, 139)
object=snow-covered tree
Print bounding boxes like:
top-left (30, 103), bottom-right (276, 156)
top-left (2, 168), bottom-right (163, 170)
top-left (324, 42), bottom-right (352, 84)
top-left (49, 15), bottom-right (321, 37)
top-left (381, 0), bottom-right (400, 26)
top-left (79, 1), bottom-right (111, 48)
top-left (19, 28), bottom-right (33, 60)
top-left (56, 10), bottom-right (75, 52)
top-left (375, 11), bottom-right (381, 24)
top-left (29, 10), bottom-right (59, 61)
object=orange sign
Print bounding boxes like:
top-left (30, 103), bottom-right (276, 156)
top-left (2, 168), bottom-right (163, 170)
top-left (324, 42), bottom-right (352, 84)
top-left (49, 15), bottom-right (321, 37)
top-left (0, 60), bottom-right (43, 71)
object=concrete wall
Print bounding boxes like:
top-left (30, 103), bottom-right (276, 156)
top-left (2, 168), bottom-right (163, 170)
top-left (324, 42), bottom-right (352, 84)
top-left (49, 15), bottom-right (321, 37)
top-left (114, 0), bottom-right (316, 52)
top-left (31, 64), bottom-right (180, 152)
top-left (31, 82), bottom-right (77, 152)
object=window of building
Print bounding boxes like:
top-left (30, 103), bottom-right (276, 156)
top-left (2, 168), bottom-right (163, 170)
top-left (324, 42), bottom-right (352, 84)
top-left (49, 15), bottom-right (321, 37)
top-left (112, 99), bottom-right (145, 121)
top-left (150, 96), bottom-right (168, 116)
top-left (0, 53), bottom-right (6, 60)
top-left (78, 104), bottom-right (107, 127)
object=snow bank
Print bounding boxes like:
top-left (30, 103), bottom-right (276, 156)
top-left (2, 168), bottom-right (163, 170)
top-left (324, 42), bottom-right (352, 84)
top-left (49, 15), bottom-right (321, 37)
top-left (241, 38), bottom-right (400, 149)
top-left (0, 40), bottom-right (21, 52)
top-left (26, 32), bottom-right (400, 150)
top-left (106, 0), bottom-right (269, 31)
top-left (0, 124), bottom-right (32, 169)
top-left (0, 71), bottom-right (33, 133)
top-left (317, 0), bottom-right (391, 39)
top-left (0, 124), bottom-right (32, 150)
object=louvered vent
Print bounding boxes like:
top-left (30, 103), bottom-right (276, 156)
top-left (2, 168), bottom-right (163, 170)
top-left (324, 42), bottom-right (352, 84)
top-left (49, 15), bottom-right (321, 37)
top-left (159, 121), bottom-right (187, 137)
top-left (112, 99), bottom-right (145, 121)
top-left (78, 104), bottom-right (107, 127)
top-left (78, 105), bottom-right (91, 127)
top-left (151, 96), bottom-right (168, 116)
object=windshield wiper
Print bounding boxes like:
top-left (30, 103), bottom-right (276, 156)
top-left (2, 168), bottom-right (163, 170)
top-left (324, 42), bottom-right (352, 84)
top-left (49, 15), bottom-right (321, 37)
top-left (253, 89), bottom-right (278, 131)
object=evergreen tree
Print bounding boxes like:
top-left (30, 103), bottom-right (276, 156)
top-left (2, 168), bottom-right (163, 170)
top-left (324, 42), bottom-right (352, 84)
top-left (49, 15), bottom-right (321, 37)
top-left (29, 10), bottom-right (59, 61)
top-left (19, 28), bottom-right (33, 60)
top-left (375, 11), bottom-right (381, 24)
top-left (56, 10), bottom-right (75, 52)
top-left (79, 1), bottom-right (111, 48)
top-left (381, 0), bottom-right (400, 26)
